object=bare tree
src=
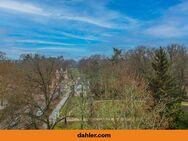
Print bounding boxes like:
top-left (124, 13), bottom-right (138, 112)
top-left (22, 54), bottom-right (67, 129)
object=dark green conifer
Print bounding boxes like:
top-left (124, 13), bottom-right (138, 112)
top-left (149, 47), bottom-right (181, 107)
top-left (149, 47), bottom-right (186, 129)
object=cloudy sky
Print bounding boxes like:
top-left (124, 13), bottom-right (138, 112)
top-left (0, 0), bottom-right (188, 59)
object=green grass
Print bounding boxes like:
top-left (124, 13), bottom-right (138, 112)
top-left (54, 98), bottom-right (188, 129)
top-left (59, 98), bottom-right (124, 118)
top-left (54, 121), bottom-right (81, 130)
top-left (58, 96), bottom-right (79, 117)
top-left (54, 121), bottom-right (96, 130)
top-left (55, 98), bottom-right (127, 129)
top-left (55, 95), bottom-right (151, 130)
top-left (54, 120), bottom-right (122, 130)
top-left (93, 100), bottom-right (123, 118)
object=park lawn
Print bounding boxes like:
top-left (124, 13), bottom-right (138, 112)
top-left (55, 98), bottom-right (127, 129)
top-left (59, 97), bottom-right (124, 118)
top-left (54, 98), bottom-right (188, 129)
top-left (58, 96), bottom-right (79, 117)
top-left (93, 100), bottom-right (124, 118)
top-left (54, 121), bottom-right (81, 129)
top-left (54, 120), bottom-right (121, 130)
top-left (54, 121), bottom-right (95, 129)
top-left (59, 96), bottom-right (127, 118)
top-left (56, 94), bottom-right (150, 130)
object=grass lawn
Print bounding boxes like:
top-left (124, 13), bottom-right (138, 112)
top-left (59, 97), bottom-right (124, 118)
top-left (93, 100), bottom-right (124, 118)
top-left (58, 96), bottom-right (78, 117)
top-left (54, 98), bottom-right (188, 129)
top-left (54, 121), bottom-right (81, 130)
top-left (55, 97), bottom-right (132, 129)
top-left (54, 120), bottom-right (122, 130)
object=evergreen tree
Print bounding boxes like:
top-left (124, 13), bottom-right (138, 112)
top-left (149, 47), bottom-right (185, 128)
top-left (149, 47), bottom-right (181, 107)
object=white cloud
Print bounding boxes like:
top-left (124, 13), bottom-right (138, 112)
top-left (16, 39), bottom-right (75, 46)
top-left (145, 25), bottom-right (188, 38)
top-left (59, 31), bottom-right (99, 41)
top-left (61, 16), bottom-right (113, 28)
top-left (36, 47), bottom-right (86, 52)
top-left (0, 0), bottom-right (139, 29)
top-left (144, 0), bottom-right (188, 38)
top-left (0, 0), bottom-right (48, 16)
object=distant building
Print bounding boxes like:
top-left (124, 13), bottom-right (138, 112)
top-left (51, 68), bottom-right (71, 96)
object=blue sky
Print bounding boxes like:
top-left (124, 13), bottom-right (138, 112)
top-left (0, 0), bottom-right (188, 59)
